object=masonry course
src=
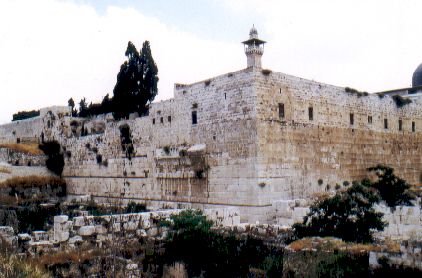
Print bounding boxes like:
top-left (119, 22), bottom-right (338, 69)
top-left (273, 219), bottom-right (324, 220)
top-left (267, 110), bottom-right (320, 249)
top-left (0, 28), bottom-right (421, 224)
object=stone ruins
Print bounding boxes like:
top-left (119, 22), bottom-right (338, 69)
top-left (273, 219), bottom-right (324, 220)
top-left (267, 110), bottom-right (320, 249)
top-left (0, 26), bottom-right (421, 231)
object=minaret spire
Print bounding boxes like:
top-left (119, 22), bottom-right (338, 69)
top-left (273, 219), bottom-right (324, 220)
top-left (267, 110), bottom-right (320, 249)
top-left (242, 25), bottom-right (266, 68)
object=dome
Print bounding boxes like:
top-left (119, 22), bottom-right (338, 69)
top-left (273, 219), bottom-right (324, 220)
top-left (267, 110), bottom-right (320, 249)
top-left (249, 25), bottom-right (258, 39)
top-left (412, 63), bottom-right (422, 87)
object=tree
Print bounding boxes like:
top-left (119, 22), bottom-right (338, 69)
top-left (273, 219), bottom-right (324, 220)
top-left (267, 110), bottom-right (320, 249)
top-left (78, 98), bottom-right (87, 117)
top-left (112, 41), bottom-right (158, 119)
top-left (292, 180), bottom-right (386, 243)
top-left (68, 98), bottom-right (77, 117)
top-left (368, 165), bottom-right (415, 207)
top-left (12, 110), bottom-right (40, 121)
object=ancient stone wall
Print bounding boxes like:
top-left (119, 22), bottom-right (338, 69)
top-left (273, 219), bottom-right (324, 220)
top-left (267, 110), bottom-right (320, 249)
top-left (0, 68), bottom-right (421, 223)
top-left (255, 70), bottom-right (422, 203)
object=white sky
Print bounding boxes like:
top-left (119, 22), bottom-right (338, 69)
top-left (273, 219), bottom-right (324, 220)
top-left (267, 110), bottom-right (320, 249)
top-left (0, 0), bottom-right (421, 124)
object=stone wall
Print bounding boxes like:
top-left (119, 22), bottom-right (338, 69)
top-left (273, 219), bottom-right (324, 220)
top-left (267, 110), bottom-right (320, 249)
top-left (51, 207), bottom-right (240, 246)
top-left (255, 70), bottom-right (422, 203)
top-left (0, 68), bottom-right (421, 223)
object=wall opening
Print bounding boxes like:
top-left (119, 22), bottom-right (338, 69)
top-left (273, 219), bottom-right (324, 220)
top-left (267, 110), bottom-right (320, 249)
top-left (278, 103), bottom-right (285, 119)
top-left (350, 113), bottom-right (354, 125)
top-left (192, 111), bottom-right (197, 125)
top-left (384, 119), bottom-right (388, 129)
top-left (160, 117), bottom-right (163, 124)
top-left (398, 119), bottom-right (403, 131)
top-left (308, 107), bottom-right (313, 121)
top-left (168, 116), bottom-right (171, 123)
top-left (412, 121), bottom-right (416, 132)
top-left (368, 115), bottom-right (372, 124)
top-left (152, 118), bottom-right (155, 125)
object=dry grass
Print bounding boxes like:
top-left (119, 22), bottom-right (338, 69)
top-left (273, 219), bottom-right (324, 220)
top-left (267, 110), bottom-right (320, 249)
top-left (0, 167), bottom-right (11, 174)
top-left (29, 248), bottom-right (104, 270)
top-left (0, 143), bottom-right (43, 156)
top-left (0, 255), bottom-right (51, 278)
top-left (0, 176), bottom-right (66, 189)
top-left (287, 237), bottom-right (387, 254)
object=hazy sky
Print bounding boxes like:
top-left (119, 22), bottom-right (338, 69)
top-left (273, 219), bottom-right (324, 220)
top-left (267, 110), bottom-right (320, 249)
top-left (1, 0), bottom-right (421, 124)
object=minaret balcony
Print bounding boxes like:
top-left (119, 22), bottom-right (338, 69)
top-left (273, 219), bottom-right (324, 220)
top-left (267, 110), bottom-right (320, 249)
top-left (245, 45), bottom-right (264, 55)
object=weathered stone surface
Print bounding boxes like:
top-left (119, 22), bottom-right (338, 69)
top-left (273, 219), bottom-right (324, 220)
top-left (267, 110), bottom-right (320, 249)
top-left (79, 225), bottom-right (96, 236)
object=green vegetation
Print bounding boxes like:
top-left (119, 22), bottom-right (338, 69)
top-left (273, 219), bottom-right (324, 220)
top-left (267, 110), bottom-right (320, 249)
top-left (69, 40), bottom-right (158, 119)
top-left (39, 141), bottom-right (64, 176)
top-left (368, 165), bottom-right (415, 207)
top-left (392, 95), bottom-right (412, 108)
top-left (163, 210), bottom-right (283, 277)
top-left (12, 110), bottom-right (40, 121)
top-left (292, 180), bottom-right (386, 243)
top-left (345, 87), bottom-right (369, 97)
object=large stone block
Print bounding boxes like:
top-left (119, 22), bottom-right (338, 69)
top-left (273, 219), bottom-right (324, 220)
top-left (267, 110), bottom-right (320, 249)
top-left (79, 226), bottom-right (96, 236)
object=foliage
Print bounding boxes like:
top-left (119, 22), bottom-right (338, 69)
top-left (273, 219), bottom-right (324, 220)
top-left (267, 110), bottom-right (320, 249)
top-left (315, 252), bottom-right (369, 278)
top-left (125, 202), bottom-right (147, 213)
top-left (261, 69), bottom-right (272, 75)
top-left (345, 87), bottom-right (369, 97)
top-left (39, 141), bottom-right (65, 176)
top-left (119, 124), bottom-right (134, 159)
top-left (164, 210), bottom-right (283, 277)
top-left (392, 95), bottom-right (412, 108)
top-left (113, 41), bottom-right (158, 120)
top-left (12, 110), bottom-right (40, 121)
top-left (368, 165), bottom-right (415, 207)
top-left (67, 98), bottom-right (77, 117)
top-left (371, 257), bottom-right (422, 277)
top-left (292, 181), bottom-right (386, 243)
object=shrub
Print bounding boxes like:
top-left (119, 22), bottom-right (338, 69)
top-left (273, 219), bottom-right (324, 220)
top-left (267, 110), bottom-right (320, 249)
top-left (343, 181), bottom-right (350, 187)
top-left (261, 69), bottom-right (272, 75)
top-left (125, 202), bottom-right (147, 213)
top-left (368, 165), bottom-right (415, 207)
top-left (392, 95), bottom-right (412, 108)
top-left (39, 141), bottom-right (64, 176)
top-left (318, 179), bottom-right (323, 185)
top-left (204, 80), bottom-right (211, 86)
top-left (164, 210), bottom-right (283, 277)
top-left (345, 87), bottom-right (368, 97)
top-left (12, 110), bottom-right (40, 121)
top-left (292, 181), bottom-right (386, 243)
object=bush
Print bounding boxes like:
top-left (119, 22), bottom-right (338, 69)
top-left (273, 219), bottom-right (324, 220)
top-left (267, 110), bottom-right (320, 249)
top-left (163, 210), bottom-right (283, 277)
top-left (392, 95), bottom-right (412, 108)
top-left (39, 141), bottom-right (64, 176)
top-left (292, 180), bottom-right (386, 243)
top-left (368, 165), bottom-right (415, 207)
top-left (261, 69), bottom-right (272, 75)
top-left (125, 202), bottom-right (146, 213)
top-left (12, 110), bottom-right (40, 121)
top-left (345, 87), bottom-right (369, 97)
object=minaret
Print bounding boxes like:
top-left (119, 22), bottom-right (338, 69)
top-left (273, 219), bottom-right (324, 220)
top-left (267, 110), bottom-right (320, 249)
top-left (242, 25), bottom-right (266, 68)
